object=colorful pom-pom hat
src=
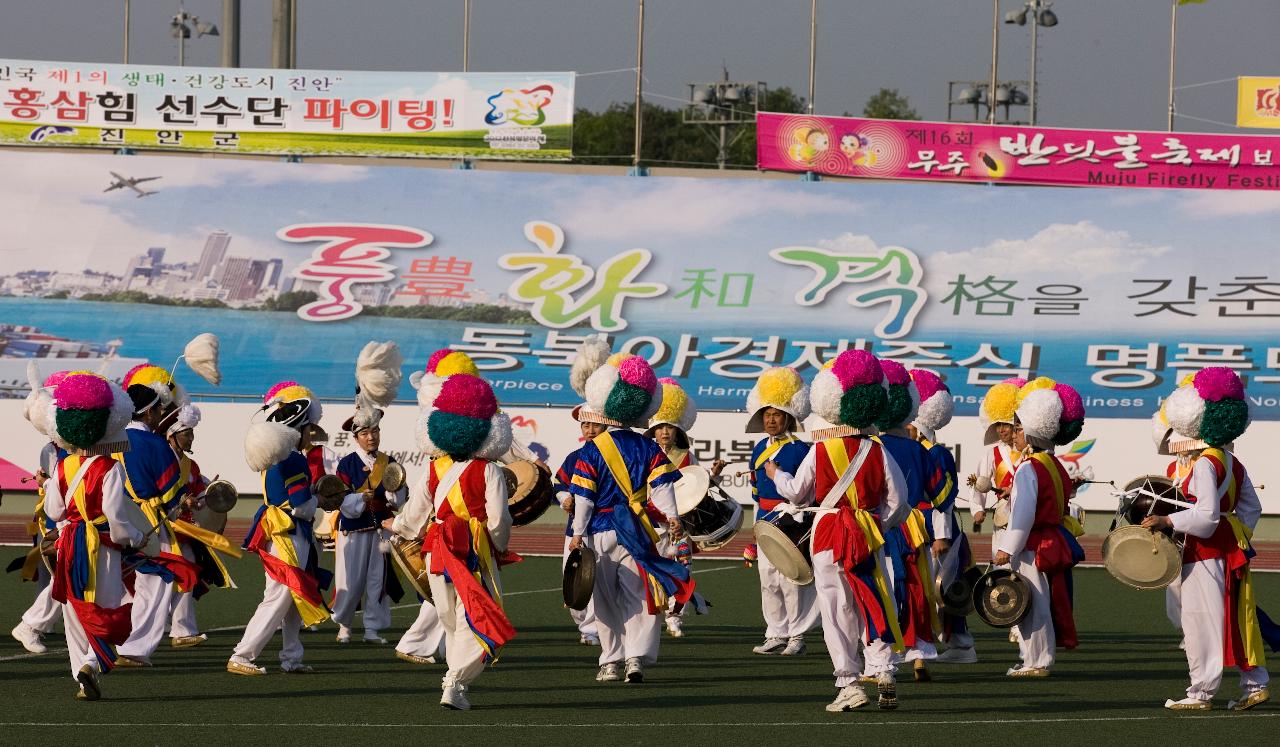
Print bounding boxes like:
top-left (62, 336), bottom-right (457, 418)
top-left (23, 364), bottom-right (73, 438)
top-left (43, 371), bottom-right (133, 456)
top-left (566, 335), bottom-right (663, 430)
top-left (1014, 376), bottom-right (1086, 450)
top-left (809, 349), bottom-right (889, 434)
top-left (978, 376), bottom-right (1025, 445)
top-left (873, 359), bottom-right (921, 433)
top-left (644, 378), bottom-right (697, 449)
top-left (416, 373), bottom-right (513, 461)
top-left (261, 380), bottom-right (323, 429)
top-left (122, 362), bottom-right (187, 416)
top-left (410, 348), bottom-right (480, 410)
top-left (1163, 367), bottom-right (1250, 450)
top-left (909, 368), bottom-right (954, 443)
top-left (745, 367), bottom-right (811, 433)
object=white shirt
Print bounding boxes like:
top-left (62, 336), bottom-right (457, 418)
top-left (770, 438), bottom-right (910, 531)
top-left (1170, 452), bottom-right (1262, 540)
top-left (339, 449), bottom-right (408, 519)
top-left (392, 459), bottom-right (511, 553)
top-left (42, 457), bottom-right (144, 548)
top-left (971, 441), bottom-right (1017, 510)
top-left (998, 459), bottom-right (1041, 557)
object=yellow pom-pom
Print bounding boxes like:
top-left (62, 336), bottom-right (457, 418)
top-left (1015, 376), bottom-right (1057, 406)
top-left (606, 352), bottom-right (635, 368)
top-left (274, 384), bottom-right (313, 403)
top-left (653, 382), bottom-right (689, 423)
top-left (435, 351), bottom-right (479, 378)
top-left (1178, 373), bottom-right (1195, 387)
top-left (757, 367), bottom-right (802, 406)
top-left (128, 365), bottom-right (173, 389)
top-left (982, 382), bottom-right (1021, 423)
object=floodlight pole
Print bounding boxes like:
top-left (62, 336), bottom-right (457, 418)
top-left (807, 0), bottom-right (817, 114)
top-left (633, 0), bottom-right (645, 171)
top-left (988, 0), bottom-right (999, 125)
top-left (463, 0), bottom-right (471, 72)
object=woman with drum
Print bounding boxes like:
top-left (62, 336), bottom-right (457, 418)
top-left (1140, 368), bottom-right (1275, 711)
top-left (766, 350), bottom-right (910, 712)
top-left (992, 378), bottom-right (1086, 678)
top-left (735, 366), bottom-right (820, 657)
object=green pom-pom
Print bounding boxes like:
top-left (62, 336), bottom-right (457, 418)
top-left (55, 408), bottom-right (109, 450)
top-left (840, 384), bottom-right (887, 429)
top-left (604, 381), bottom-right (651, 425)
top-left (874, 385), bottom-right (913, 431)
top-left (428, 411), bottom-right (491, 459)
top-left (1053, 419), bottom-right (1084, 446)
top-left (1201, 399), bottom-right (1249, 448)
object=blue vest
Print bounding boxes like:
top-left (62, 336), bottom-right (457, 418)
top-left (335, 450), bottom-right (397, 532)
top-left (750, 437), bottom-right (810, 521)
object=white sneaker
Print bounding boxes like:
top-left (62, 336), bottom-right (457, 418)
top-left (596, 662), bottom-right (622, 682)
top-left (579, 633), bottom-right (601, 646)
top-left (876, 673), bottom-right (898, 710)
top-left (934, 646), bottom-right (978, 664)
top-left (440, 677), bottom-right (471, 710)
top-left (625, 657), bottom-right (644, 683)
top-left (825, 684), bottom-right (869, 712)
top-left (780, 636), bottom-right (806, 656)
top-left (666, 618), bottom-right (684, 638)
top-left (11, 623), bottom-right (47, 655)
top-left (753, 637), bottom-right (787, 655)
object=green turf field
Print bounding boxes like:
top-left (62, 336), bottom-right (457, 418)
top-left (1, 552), bottom-right (1278, 745)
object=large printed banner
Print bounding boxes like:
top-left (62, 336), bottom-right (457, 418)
top-left (1238, 76), bottom-right (1280, 129)
top-left (6, 149), bottom-right (1280, 509)
top-left (757, 112), bottom-right (1280, 190)
top-left (0, 59), bottom-right (573, 159)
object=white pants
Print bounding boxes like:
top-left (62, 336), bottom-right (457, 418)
top-left (562, 535), bottom-right (598, 637)
top-left (331, 530), bottom-right (391, 634)
top-left (428, 568), bottom-right (496, 687)
top-left (1166, 573), bottom-right (1184, 633)
top-left (231, 534), bottom-right (311, 668)
top-left (62, 545), bottom-right (127, 680)
top-left (1011, 550), bottom-right (1054, 669)
top-left (116, 572), bottom-right (174, 662)
top-left (396, 600), bottom-right (446, 660)
top-left (813, 546), bottom-right (866, 687)
top-left (1178, 558), bottom-right (1270, 700)
top-left (167, 542), bottom-right (200, 639)
top-left (22, 563), bottom-right (62, 634)
top-left (587, 530), bottom-right (661, 667)
top-left (758, 544), bottom-right (820, 639)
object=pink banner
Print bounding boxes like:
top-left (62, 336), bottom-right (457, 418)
top-left (756, 112), bottom-right (1280, 190)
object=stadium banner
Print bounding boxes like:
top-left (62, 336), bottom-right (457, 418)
top-left (0, 58), bottom-right (573, 159)
top-left (1237, 76), bottom-right (1280, 129)
top-left (757, 111), bottom-right (1280, 190)
top-left (4, 148), bottom-right (1280, 508)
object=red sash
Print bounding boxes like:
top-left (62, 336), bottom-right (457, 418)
top-left (1023, 455), bottom-right (1079, 649)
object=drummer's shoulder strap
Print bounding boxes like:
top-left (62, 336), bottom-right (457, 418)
top-left (821, 437), bottom-right (875, 508)
top-left (1199, 448), bottom-right (1237, 509)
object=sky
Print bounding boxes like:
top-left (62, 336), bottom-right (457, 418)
top-left (1, 0), bottom-right (1278, 137)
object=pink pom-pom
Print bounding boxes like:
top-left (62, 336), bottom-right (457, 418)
top-left (43, 370), bottom-right (71, 389)
top-left (1002, 377), bottom-right (1028, 388)
top-left (54, 373), bottom-right (113, 410)
top-left (910, 368), bottom-right (947, 402)
top-left (1194, 366), bottom-right (1244, 402)
top-left (426, 348), bottom-right (452, 374)
top-left (434, 374), bottom-right (497, 419)
top-left (657, 376), bottom-right (680, 387)
top-left (830, 350), bottom-right (882, 390)
top-left (264, 380), bottom-right (299, 404)
top-left (1055, 383), bottom-right (1085, 422)
top-left (878, 359), bottom-right (910, 386)
top-left (617, 355), bottom-right (657, 394)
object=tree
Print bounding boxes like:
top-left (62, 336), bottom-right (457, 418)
top-left (862, 88), bottom-right (920, 120)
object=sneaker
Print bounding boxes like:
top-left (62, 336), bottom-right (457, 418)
top-left (11, 623), bottom-right (47, 655)
top-left (596, 662), bottom-right (622, 682)
top-left (282, 664), bottom-right (315, 674)
top-left (825, 684), bottom-right (869, 712)
top-left (1009, 630), bottom-right (1019, 644)
top-left (170, 634), bottom-right (207, 649)
top-left (934, 646), bottom-right (978, 664)
top-left (876, 673), bottom-right (898, 710)
top-left (440, 678), bottom-right (471, 711)
top-left (76, 664), bottom-right (101, 701)
top-left (1006, 666), bottom-right (1050, 678)
top-left (752, 637), bottom-right (787, 655)
top-left (625, 657), bottom-right (644, 683)
top-left (780, 636), bottom-right (806, 656)
top-left (226, 659), bottom-right (267, 676)
top-left (396, 651), bottom-right (436, 665)
top-left (666, 618), bottom-right (684, 638)
top-left (113, 656), bottom-right (150, 668)
top-left (913, 660), bottom-right (932, 682)
top-left (579, 633), bottom-right (601, 646)
top-left (363, 635), bottom-right (388, 645)
top-left (336, 632), bottom-right (351, 644)
top-left (1164, 696), bottom-right (1211, 711)
top-left (1228, 689), bottom-right (1269, 711)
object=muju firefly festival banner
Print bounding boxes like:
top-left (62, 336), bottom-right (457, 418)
top-left (0, 58), bottom-right (573, 158)
top-left (3, 148), bottom-right (1280, 510)
top-left (757, 111), bottom-right (1280, 190)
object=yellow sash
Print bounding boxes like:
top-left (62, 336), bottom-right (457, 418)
top-left (1202, 448), bottom-right (1266, 668)
top-left (823, 437), bottom-right (905, 653)
top-left (361, 452), bottom-right (389, 492)
top-left (257, 474), bottom-right (329, 627)
top-left (595, 432), bottom-right (661, 545)
top-left (433, 457), bottom-right (504, 610)
top-left (754, 435), bottom-right (796, 469)
top-left (919, 438), bottom-right (955, 508)
top-left (63, 455), bottom-right (108, 603)
top-left (665, 448), bottom-right (689, 469)
top-left (1028, 452), bottom-right (1085, 537)
top-left (115, 448), bottom-right (183, 546)
top-left (993, 446), bottom-right (1020, 488)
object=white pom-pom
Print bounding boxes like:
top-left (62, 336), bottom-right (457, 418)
top-left (787, 382), bottom-right (813, 423)
top-left (584, 365), bottom-right (621, 414)
top-left (915, 391), bottom-right (955, 432)
top-left (1151, 412), bottom-right (1172, 452)
top-left (414, 410), bottom-right (441, 457)
top-left (808, 369), bottom-right (843, 425)
top-left (1163, 386), bottom-right (1205, 441)
top-left (244, 421), bottom-right (300, 472)
top-left (475, 412), bottom-right (514, 461)
top-left (355, 340), bottom-right (403, 408)
top-left (416, 374), bottom-right (445, 410)
top-left (105, 382), bottom-right (135, 441)
top-left (570, 334), bottom-right (611, 399)
top-left (183, 332), bottom-right (221, 386)
top-left (1015, 389), bottom-right (1063, 444)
